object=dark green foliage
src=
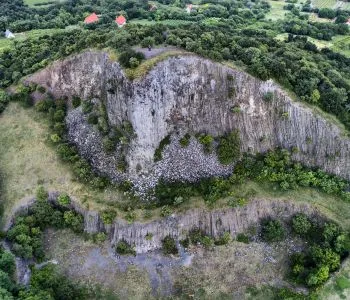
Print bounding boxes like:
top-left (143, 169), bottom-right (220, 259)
top-left (179, 133), bottom-right (191, 147)
top-left (236, 233), bottom-right (249, 244)
top-left (217, 130), bottom-right (241, 165)
top-left (87, 113), bottom-right (98, 125)
top-left (6, 190), bottom-right (84, 261)
top-left (214, 232), bottom-right (232, 245)
top-left (72, 96), bottom-right (81, 108)
top-left (36, 85), bottom-right (46, 94)
top-left (28, 264), bottom-right (87, 299)
top-left (154, 135), bottom-right (171, 162)
top-left (289, 217), bottom-right (349, 288)
top-left (162, 235), bottom-right (178, 255)
top-left (36, 186), bottom-right (48, 202)
top-left (263, 91), bottom-right (274, 102)
top-left (63, 211), bottom-right (84, 233)
top-left (82, 100), bottom-right (94, 114)
top-left (118, 50), bottom-right (145, 69)
top-left (292, 213), bottom-right (311, 236)
top-left (198, 134), bottom-right (214, 153)
top-left (115, 240), bottom-right (136, 255)
top-left (261, 219), bottom-right (285, 242)
top-left (57, 193), bottom-right (71, 206)
top-left (101, 210), bottom-right (117, 224)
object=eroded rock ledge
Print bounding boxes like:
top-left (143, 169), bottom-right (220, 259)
top-left (28, 51), bottom-right (350, 190)
top-left (7, 194), bottom-right (319, 254)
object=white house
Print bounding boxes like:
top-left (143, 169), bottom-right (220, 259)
top-left (5, 29), bottom-right (15, 39)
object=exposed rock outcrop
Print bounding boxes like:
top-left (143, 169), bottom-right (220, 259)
top-left (28, 51), bottom-right (350, 190)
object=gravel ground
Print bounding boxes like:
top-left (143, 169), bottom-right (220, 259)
top-left (66, 109), bottom-right (233, 199)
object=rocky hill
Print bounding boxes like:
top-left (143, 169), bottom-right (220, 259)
top-left (28, 51), bottom-right (350, 192)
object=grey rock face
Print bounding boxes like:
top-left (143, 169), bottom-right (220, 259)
top-left (28, 51), bottom-right (350, 188)
top-left (108, 199), bottom-right (317, 253)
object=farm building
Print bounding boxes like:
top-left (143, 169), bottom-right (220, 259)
top-left (84, 13), bottom-right (99, 24)
top-left (115, 15), bottom-right (127, 27)
top-left (5, 29), bottom-right (15, 39)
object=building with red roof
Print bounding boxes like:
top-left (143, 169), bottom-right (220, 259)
top-left (84, 13), bottom-right (99, 24)
top-left (115, 15), bottom-right (126, 27)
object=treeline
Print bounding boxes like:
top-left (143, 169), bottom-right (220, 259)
top-left (2, 19), bottom-right (350, 129)
top-left (0, 0), bottom-right (268, 33)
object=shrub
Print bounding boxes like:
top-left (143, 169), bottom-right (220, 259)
top-left (57, 193), bottom-right (70, 206)
top-left (115, 240), bottom-right (135, 255)
top-left (35, 98), bottom-right (54, 112)
top-left (198, 134), bottom-right (214, 153)
top-left (160, 205), bottom-right (172, 217)
top-left (217, 130), bottom-right (241, 165)
top-left (292, 213), bottom-right (311, 236)
top-left (214, 232), bottom-right (231, 245)
top-left (50, 134), bottom-right (61, 143)
top-left (154, 135), bottom-right (171, 162)
top-left (103, 137), bottom-right (116, 153)
top-left (87, 113), bottom-right (98, 125)
top-left (236, 233), bottom-right (249, 244)
top-left (36, 86), bottom-right (46, 94)
top-left (118, 50), bottom-right (145, 69)
top-left (94, 232), bottom-right (107, 244)
top-left (179, 133), bottom-right (191, 147)
top-left (145, 233), bottom-right (153, 240)
top-left (261, 219), bottom-right (285, 242)
top-left (162, 236), bottom-right (178, 255)
top-left (72, 96), bottom-right (81, 108)
top-left (141, 37), bottom-right (155, 48)
top-left (263, 91), bottom-right (274, 102)
top-left (307, 265), bottom-right (329, 287)
top-left (63, 211), bottom-right (84, 233)
top-left (82, 100), bottom-right (94, 114)
top-left (101, 210), bottom-right (117, 225)
top-left (36, 186), bottom-right (48, 202)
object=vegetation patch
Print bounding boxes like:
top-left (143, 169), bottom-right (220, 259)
top-left (154, 135), bottom-right (171, 162)
top-left (115, 240), bottom-right (136, 256)
top-left (216, 130), bottom-right (241, 165)
top-left (6, 187), bottom-right (84, 261)
top-left (162, 235), bottom-right (178, 255)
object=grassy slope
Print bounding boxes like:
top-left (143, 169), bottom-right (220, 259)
top-left (0, 103), bottom-right (126, 226)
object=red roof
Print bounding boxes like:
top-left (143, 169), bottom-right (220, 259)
top-left (84, 13), bottom-right (99, 24)
top-left (115, 15), bottom-right (126, 26)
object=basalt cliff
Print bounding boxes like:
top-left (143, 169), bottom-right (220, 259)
top-left (28, 51), bottom-right (350, 191)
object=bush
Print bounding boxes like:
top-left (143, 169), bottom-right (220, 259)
top-left (101, 210), bottom-right (117, 224)
top-left (261, 219), bottom-right (285, 242)
top-left (57, 193), bottom-right (70, 206)
top-left (198, 134), bottom-right (214, 153)
top-left (154, 135), bottom-right (171, 162)
top-left (115, 240), bottom-right (135, 255)
top-left (215, 232), bottom-right (231, 245)
top-left (217, 130), bottom-right (241, 165)
top-left (292, 213), bottom-right (311, 236)
top-left (263, 91), bottom-right (274, 102)
top-left (179, 133), bottom-right (191, 147)
top-left (141, 37), bottom-right (155, 48)
top-left (87, 113), bottom-right (98, 125)
top-left (36, 186), bottom-right (48, 201)
top-left (118, 50), bottom-right (145, 69)
top-left (236, 233), bottom-right (249, 244)
top-left (82, 100), bottom-right (94, 114)
top-left (72, 96), bottom-right (81, 108)
top-left (162, 236), bottom-right (178, 255)
top-left (63, 211), bottom-right (84, 233)
top-left (160, 205), bottom-right (173, 217)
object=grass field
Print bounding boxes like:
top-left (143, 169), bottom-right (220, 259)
top-left (312, 0), bottom-right (337, 8)
top-left (266, 0), bottom-right (288, 20)
top-left (0, 103), bottom-right (127, 227)
top-left (130, 19), bottom-right (194, 26)
top-left (24, 0), bottom-right (66, 8)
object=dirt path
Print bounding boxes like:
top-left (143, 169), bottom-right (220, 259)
top-left (132, 46), bottom-right (180, 59)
